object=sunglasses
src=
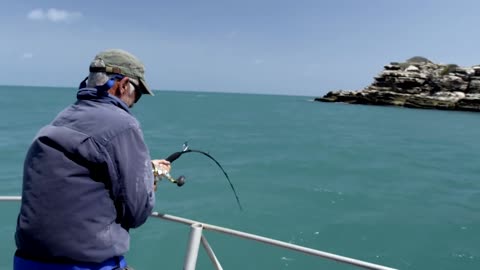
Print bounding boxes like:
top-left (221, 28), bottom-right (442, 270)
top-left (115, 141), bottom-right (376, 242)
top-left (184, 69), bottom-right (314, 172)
top-left (128, 79), bottom-right (143, 103)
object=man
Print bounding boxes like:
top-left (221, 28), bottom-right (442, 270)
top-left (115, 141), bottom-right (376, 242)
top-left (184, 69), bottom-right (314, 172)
top-left (14, 49), bottom-right (170, 270)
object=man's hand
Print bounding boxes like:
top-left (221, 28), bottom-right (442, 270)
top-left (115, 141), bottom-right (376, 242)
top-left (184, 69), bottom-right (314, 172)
top-left (152, 159), bottom-right (171, 191)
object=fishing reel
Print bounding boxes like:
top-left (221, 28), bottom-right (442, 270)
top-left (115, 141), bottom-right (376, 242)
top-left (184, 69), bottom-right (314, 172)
top-left (151, 142), bottom-right (190, 187)
top-left (152, 161), bottom-right (185, 187)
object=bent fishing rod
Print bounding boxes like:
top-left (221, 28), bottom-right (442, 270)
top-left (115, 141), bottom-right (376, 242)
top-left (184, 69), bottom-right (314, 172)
top-left (153, 142), bottom-right (243, 211)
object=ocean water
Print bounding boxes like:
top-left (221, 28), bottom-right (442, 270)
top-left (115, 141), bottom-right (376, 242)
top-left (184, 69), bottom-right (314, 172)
top-left (0, 85), bottom-right (479, 270)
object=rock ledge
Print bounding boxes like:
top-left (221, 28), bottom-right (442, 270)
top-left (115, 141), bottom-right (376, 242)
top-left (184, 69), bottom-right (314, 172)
top-left (315, 56), bottom-right (480, 112)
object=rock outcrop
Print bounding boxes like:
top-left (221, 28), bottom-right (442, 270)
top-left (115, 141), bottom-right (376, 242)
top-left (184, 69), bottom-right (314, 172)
top-left (315, 56), bottom-right (480, 112)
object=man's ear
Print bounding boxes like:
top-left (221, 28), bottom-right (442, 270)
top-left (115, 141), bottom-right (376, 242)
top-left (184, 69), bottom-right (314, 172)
top-left (118, 77), bottom-right (130, 94)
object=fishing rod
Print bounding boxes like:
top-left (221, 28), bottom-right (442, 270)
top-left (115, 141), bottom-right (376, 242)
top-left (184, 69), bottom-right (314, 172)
top-left (152, 142), bottom-right (243, 211)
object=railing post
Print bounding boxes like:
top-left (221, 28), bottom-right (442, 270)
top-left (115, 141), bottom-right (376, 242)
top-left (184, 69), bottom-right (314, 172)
top-left (201, 235), bottom-right (224, 270)
top-left (183, 223), bottom-right (203, 270)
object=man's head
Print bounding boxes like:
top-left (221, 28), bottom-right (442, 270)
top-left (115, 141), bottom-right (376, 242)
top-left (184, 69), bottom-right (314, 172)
top-left (87, 49), bottom-right (154, 107)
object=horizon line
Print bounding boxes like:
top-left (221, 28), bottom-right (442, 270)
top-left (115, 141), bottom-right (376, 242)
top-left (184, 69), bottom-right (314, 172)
top-left (0, 83), bottom-right (316, 98)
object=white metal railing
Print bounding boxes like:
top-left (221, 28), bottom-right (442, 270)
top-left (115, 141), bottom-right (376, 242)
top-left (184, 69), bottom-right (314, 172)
top-left (0, 196), bottom-right (397, 270)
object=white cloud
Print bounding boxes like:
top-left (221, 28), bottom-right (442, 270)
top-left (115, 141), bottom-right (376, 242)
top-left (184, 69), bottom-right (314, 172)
top-left (27, 9), bottom-right (44, 20)
top-left (21, 53), bottom-right (33, 59)
top-left (27, 8), bottom-right (82, 23)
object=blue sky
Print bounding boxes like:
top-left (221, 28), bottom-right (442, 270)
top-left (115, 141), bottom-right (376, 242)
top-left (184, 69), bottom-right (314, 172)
top-left (2, 0), bottom-right (480, 96)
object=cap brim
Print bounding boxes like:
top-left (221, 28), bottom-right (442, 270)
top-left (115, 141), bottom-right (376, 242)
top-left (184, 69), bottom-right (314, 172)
top-left (139, 78), bottom-right (154, 96)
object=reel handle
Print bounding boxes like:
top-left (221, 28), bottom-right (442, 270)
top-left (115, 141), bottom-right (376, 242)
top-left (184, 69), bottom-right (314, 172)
top-left (175, 175), bottom-right (185, 187)
top-left (164, 173), bottom-right (186, 187)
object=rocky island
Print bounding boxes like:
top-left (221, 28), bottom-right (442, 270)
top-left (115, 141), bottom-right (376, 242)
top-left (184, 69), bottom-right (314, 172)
top-left (315, 56), bottom-right (480, 112)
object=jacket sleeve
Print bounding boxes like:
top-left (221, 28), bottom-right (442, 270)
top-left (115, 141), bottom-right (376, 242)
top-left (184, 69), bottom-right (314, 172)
top-left (106, 125), bottom-right (155, 229)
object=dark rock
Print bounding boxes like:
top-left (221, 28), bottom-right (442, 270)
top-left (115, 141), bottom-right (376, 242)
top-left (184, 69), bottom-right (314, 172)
top-left (467, 80), bottom-right (480, 93)
top-left (457, 96), bottom-right (480, 111)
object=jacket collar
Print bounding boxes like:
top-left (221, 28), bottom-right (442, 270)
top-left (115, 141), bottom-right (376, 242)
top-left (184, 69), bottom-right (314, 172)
top-left (76, 88), bottom-right (131, 114)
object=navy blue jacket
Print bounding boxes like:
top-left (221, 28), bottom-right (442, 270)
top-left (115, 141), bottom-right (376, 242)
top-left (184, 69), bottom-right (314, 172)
top-left (15, 88), bottom-right (155, 263)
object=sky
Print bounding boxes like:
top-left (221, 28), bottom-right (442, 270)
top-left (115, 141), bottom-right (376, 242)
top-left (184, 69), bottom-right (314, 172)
top-left (2, 0), bottom-right (480, 96)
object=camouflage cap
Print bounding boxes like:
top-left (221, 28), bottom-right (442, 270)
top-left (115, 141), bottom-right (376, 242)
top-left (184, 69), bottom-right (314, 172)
top-left (89, 49), bottom-right (154, 96)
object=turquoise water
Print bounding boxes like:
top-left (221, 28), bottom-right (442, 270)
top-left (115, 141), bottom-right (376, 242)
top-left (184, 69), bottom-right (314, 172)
top-left (0, 85), bottom-right (479, 270)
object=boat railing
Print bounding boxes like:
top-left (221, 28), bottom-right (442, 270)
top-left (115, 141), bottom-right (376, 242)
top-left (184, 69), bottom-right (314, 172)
top-left (0, 196), bottom-right (397, 270)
